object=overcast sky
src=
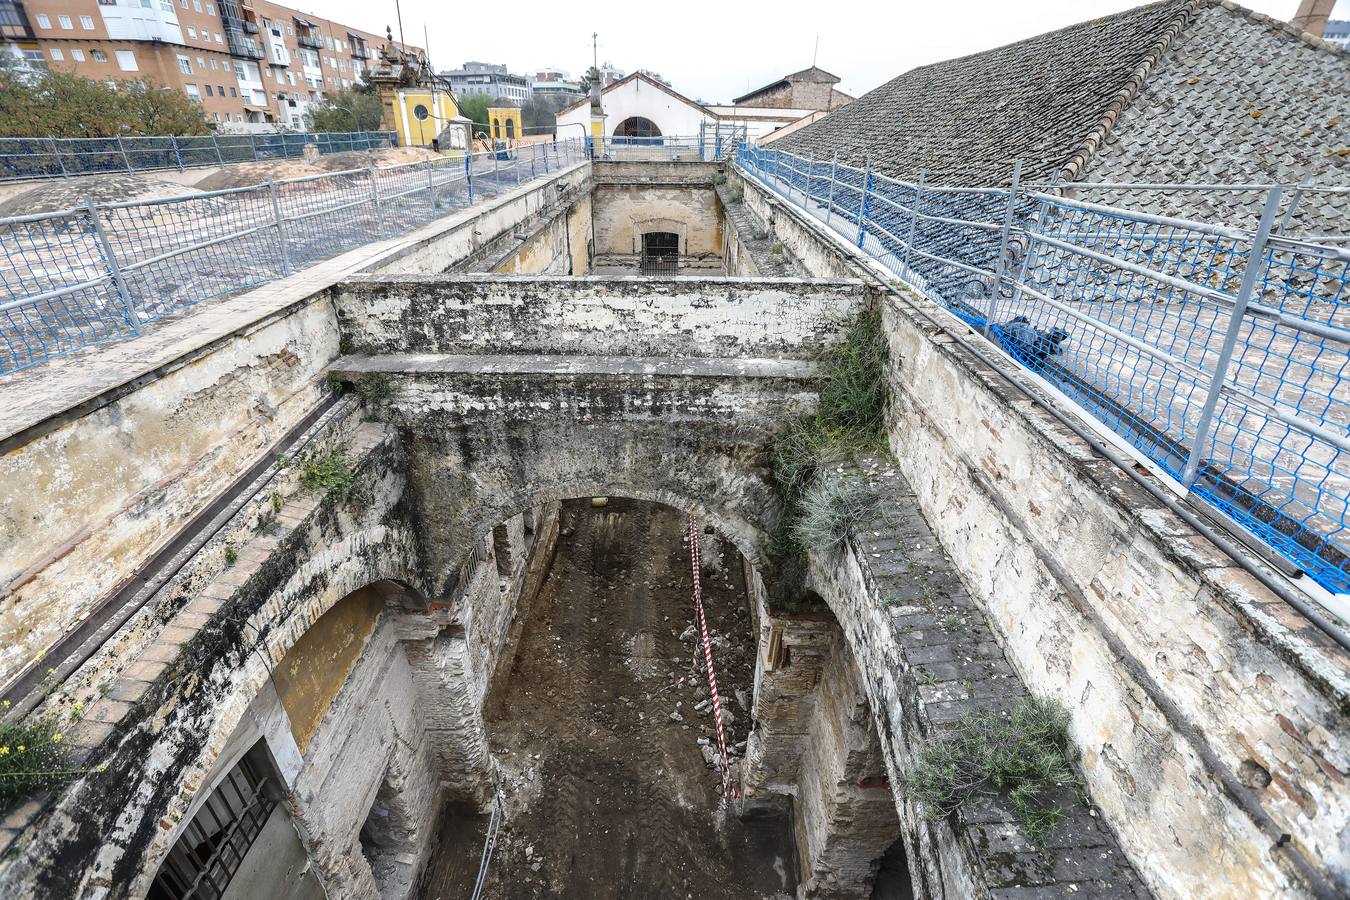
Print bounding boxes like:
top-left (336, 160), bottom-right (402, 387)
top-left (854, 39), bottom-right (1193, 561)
top-left (306, 0), bottom-right (1344, 103)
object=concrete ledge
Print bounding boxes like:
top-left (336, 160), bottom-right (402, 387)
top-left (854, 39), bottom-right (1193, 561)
top-left (331, 352), bottom-right (818, 380)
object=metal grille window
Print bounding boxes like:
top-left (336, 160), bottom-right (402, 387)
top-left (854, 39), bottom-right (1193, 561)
top-left (148, 743), bottom-right (281, 900)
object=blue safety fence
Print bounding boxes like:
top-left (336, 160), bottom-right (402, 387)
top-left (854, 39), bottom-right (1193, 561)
top-left (585, 131), bottom-right (743, 162)
top-left (738, 142), bottom-right (1350, 599)
top-left (0, 131), bottom-right (398, 181)
top-left (0, 138), bottom-right (585, 376)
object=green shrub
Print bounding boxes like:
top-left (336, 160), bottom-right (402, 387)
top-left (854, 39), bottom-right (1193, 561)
top-left (298, 448), bottom-right (355, 501)
top-left (0, 714), bottom-right (71, 809)
top-left (791, 479), bottom-right (879, 551)
top-left (355, 373), bottom-right (395, 407)
top-left (908, 697), bottom-right (1080, 843)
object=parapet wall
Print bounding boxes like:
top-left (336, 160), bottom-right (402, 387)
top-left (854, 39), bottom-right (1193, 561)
top-left (333, 275), bottom-right (873, 358)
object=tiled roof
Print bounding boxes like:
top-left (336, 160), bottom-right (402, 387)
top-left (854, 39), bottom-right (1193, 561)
top-left (1071, 3), bottom-right (1350, 232)
top-left (776, 0), bottom-right (1198, 186)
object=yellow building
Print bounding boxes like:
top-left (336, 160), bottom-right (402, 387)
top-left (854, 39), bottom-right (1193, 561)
top-left (390, 89), bottom-right (460, 148)
top-left (488, 107), bottom-right (524, 142)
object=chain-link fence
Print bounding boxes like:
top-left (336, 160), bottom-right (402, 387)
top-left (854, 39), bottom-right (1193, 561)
top-left (0, 131), bottom-right (398, 181)
top-left (0, 138), bottom-right (585, 376)
top-left (739, 143), bottom-right (1350, 601)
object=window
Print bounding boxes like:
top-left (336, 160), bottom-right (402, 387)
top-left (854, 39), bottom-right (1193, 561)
top-left (80, 14), bottom-right (94, 28)
top-left (186, 26), bottom-right (196, 38)
top-left (91, 49), bottom-right (107, 61)
top-left (179, 0), bottom-right (187, 6)
top-left (233, 61), bottom-right (245, 79)
top-left (204, 83), bottom-right (212, 96)
top-left (228, 86), bottom-right (235, 97)
top-left (214, 32), bottom-right (222, 44)
top-left (115, 49), bottom-right (137, 71)
top-left (217, 83), bottom-right (223, 95)
top-left (35, 13), bottom-right (50, 27)
top-left (212, 111), bottom-right (219, 121)
top-left (72, 48), bottom-right (85, 61)
top-left (191, 0), bottom-right (200, 10)
top-left (207, 3), bottom-right (215, 13)
top-left (196, 56), bottom-right (205, 68)
top-left (58, 14), bottom-right (72, 28)
top-left (184, 83), bottom-right (200, 99)
top-left (177, 54), bottom-right (192, 74)
top-left (324, 35), bottom-right (332, 49)
top-left (208, 58), bottom-right (215, 69)
top-left (49, 48), bottom-right (63, 60)
top-left (149, 741), bottom-right (282, 900)
top-left (98, 0), bottom-right (116, 5)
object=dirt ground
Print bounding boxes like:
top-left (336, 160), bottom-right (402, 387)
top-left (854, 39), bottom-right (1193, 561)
top-left (419, 498), bottom-right (796, 900)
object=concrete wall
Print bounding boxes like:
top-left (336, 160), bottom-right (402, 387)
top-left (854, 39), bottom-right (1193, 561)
top-left (490, 193), bottom-right (593, 275)
top-left (333, 275), bottom-right (870, 359)
top-left (592, 180), bottom-right (724, 265)
top-left (0, 296), bottom-right (336, 694)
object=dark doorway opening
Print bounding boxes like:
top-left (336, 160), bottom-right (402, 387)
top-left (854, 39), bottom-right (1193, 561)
top-left (641, 231), bottom-right (679, 275)
top-left (614, 116), bottom-right (662, 145)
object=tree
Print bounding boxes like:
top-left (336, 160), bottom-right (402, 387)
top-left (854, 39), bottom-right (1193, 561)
top-left (457, 94), bottom-right (491, 133)
top-left (306, 86), bottom-right (385, 133)
top-left (0, 68), bottom-right (210, 137)
top-left (521, 95), bottom-right (558, 134)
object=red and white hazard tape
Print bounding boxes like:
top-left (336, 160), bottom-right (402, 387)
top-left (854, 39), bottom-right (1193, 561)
top-left (686, 513), bottom-right (738, 800)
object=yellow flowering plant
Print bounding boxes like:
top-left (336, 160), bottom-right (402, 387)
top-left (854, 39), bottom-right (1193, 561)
top-left (0, 716), bottom-right (73, 809)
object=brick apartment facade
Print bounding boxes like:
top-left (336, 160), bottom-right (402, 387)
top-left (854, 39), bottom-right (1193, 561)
top-left (0, 0), bottom-right (421, 130)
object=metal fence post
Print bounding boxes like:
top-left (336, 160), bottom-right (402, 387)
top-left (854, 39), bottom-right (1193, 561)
top-left (1275, 174), bottom-right (1312, 234)
top-left (856, 157), bottom-right (873, 250)
top-left (984, 159), bottom-right (1023, 334)
top-left (368, 166), bottom-right (385, 235)
top-left (51, 138), bottom-right (68, 178)
top-left (426, 157), bottom-right (437, 212)
top-left (902, 170), bottom-right (925, 278)
top-left (85, 196), bottom-right (140, 330)
top-left (170, 135), bottom-right (185, 172)
top-left (824, 151), bottom-right (839, 226)
top-left (115, 136), bottom-right (133, 174)
top-left (466, 152), bottom-right (474, 204)
top-left (268, 179), bottom-right (292, 274)
top-left (530, 143), bottom-right (536, 180)
top-left (213, 134), bottom-right (225, 165)
top-left (1180, 187), bottom-right (1283, 488)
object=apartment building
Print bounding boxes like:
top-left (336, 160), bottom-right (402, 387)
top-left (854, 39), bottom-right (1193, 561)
top-left (0, 0), bottom-right (421, 130)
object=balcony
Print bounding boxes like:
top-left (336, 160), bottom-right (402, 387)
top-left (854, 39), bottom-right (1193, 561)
top-left (225, 29), bottom-right (264, 60)
top-left (0, 0), bottom-right (36, 41)
top-left (350, 44), bottom-right (370, 60)
top-left (296, 31), bottom-right (321, 50)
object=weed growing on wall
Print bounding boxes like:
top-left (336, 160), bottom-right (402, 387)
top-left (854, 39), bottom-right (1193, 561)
top-left (907, 696), bottom-right (1081, 843)
top-left (298, 448), bottom-right (356, 501)
top-left (766, 310), bottom-right (888, 608)
top-left (0, 711), bottom-right (70, 810)
top-left (791, 479), bottom-right (880, 552)
top-left (355, 373), bottom-right (395, 408)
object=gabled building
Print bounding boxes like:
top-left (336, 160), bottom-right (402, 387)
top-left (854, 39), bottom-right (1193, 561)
top-left (731, 66), bottom-right (853, 112)
top-left (775, 0), bottom-right (1349, 230)
top-left (556, 70), bottom-right (717, 140)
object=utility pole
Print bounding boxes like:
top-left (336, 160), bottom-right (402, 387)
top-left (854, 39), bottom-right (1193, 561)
top-left (812, 35), bottom-right (819, 67)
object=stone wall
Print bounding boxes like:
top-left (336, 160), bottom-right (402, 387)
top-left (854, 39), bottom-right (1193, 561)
top-left (333, 275), bottom-right (870, 359)
top-left (591, 180), bottom-right (725, 265)
top-left (736, 161), bottom-right (1350, 898)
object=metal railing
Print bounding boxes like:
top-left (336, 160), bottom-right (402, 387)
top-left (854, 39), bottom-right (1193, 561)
top-left (587, 132), bottom-right (741, 162)
top-left (0, 138), bottom-right (585, 375)
top-left (738, 143), bottom-right (1350, 603)
top-left (0, 131), bottom-right (397, 181)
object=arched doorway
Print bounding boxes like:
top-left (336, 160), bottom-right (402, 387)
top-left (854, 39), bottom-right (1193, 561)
top-left (614, 116), bottom-right (662, 144)
top-left (640, 230), bottom-right (680, 275)
top-left (505, 118), bottom-right (515, 139)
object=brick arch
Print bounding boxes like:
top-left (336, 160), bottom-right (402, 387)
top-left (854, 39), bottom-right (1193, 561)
top-left (407, 419), bottom-right (785, 598)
